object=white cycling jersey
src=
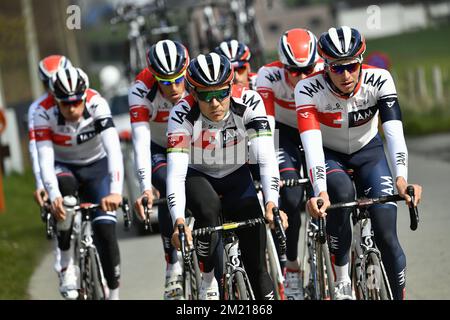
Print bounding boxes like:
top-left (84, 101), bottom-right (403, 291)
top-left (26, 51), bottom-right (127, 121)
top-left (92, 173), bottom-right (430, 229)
top-left (33, 89), bottom-right (124, 201)
top-left (256, 60), bottom-right (324, 130)
top-left (128, 68), bottom-right (188, 192)
top-left (28, 93), bottom-right (49, 190)
top-left (166, 86), bottom-right (280, 222)
top-left (295, 65), bottom-right (408, 195)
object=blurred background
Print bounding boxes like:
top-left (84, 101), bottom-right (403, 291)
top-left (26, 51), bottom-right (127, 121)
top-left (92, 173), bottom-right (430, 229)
top-left (0, 0), bottom-right (449, 299)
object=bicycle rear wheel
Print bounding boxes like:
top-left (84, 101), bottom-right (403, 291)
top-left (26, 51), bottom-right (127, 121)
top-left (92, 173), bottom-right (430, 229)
top-left (366, 252), bottom-right (391, 300)
top-left (316, 242), bottom-right (335, 300)
top-left (232, 272), bottom-right (251, 300)
top-left (184, 250), bottom-right (201, 300)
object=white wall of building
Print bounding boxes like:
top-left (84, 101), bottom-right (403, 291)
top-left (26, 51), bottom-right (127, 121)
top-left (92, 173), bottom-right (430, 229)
top-left (337, 3), bottom-right (428, 39)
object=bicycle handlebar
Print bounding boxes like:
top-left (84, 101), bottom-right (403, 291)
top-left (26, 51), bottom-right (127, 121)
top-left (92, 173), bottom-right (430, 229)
top-left (320, 185), bottom-right (419, 231)
top-left (192, 217), bottom-right (265, 237)
top-left (254, 178), bottom-right (309, 192)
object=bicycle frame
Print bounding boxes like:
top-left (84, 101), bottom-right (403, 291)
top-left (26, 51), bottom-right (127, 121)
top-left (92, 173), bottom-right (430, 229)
top-left (192, 218), bottom-right (265, 300)
top-left (351, 208), bottom-right (393, 300)
top-left (72, 205), bottom-right (106, 300)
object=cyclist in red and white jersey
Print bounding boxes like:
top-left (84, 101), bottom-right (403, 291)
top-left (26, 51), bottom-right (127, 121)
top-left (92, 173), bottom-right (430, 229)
top-left (256, 28), bottom-right (323, 300)
top-left (28, 55), bottom-right (72, 207)
top-left (167, 53), bottom-right (287, 300)
top-left (27, 55), bottom-right (71, 275)
top-left (129, 39), bottom-right (189, 300)
top-left (214, 39), bottom-right (257, 89)
top-left (295, 26), bottom-right (422, 300)
top-left (34, 66), bottom-right (124, 300)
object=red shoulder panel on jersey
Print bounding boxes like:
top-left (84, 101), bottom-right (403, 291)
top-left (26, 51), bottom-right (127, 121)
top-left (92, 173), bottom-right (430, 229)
top-left (39, 95), bottom-right (56, 110)
top-left (135, 68), bottom-right (156, 89)
top-left (257, 87), bottom-right (275, 116)
top-left (181, 94), bottom-right (196, 108)
top-left (85, 88), bottom-right (99, 103)
top-left (265, 61), bottom-right (284, 68)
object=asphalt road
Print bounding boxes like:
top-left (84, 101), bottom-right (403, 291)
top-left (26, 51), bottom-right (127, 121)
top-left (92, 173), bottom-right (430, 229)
top-left (28, 134), bottom-right (450, 300)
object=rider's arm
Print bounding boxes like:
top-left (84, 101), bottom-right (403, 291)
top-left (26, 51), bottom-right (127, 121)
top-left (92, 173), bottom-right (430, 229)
top-left (33, 107), bottom-right (61, 202)
top-left (92, 96), bottom-right (124, 195)
top-left (244, 90), bottom-right (280, 206)
top-left (166, 104), bottom-right (191, 224)
top-left (128, 81), bottom-right (154, 193)
top-left (377, 70), bottom-right (408, 181)
top-left (295, 81), bottom-right (327, 197)
top-left (256, 66), bottom-right (276, 133)
top-left (27, 101), bottom-right (44, 190)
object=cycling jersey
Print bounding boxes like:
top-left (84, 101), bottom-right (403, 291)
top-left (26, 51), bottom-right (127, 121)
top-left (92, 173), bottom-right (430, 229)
top-left (256, 60), bottom-right (324, 130)
top-left (28, 93), bottom-right (49, 189)
top-left (33, 89), bottom-right (124, 201)
top-left (128, 68), bottom-right (188, 193)
top-left (295, 65), bottom-right (408, 196)
top-left (166, 86), bottom-right (280, 222)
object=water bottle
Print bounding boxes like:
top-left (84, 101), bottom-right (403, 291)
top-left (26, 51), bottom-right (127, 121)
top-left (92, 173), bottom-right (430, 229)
top-left (57, 195), bottom-right (77, 232)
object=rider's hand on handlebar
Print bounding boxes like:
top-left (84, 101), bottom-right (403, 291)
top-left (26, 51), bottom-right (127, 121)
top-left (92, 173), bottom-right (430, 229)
top-left (265, 201), bottom-right (288, 230)
top-left (34, 188), bottom-right (48, 207)
top-left (396, 177), bottom-right (422, 207)
top-left (101, 193), bottom-right (122, 212)
top-left (307, 191), bottom-right (330, 218)
top-left (171, 218), bottom-right (193, 250)
top-left (135, 189), bottom-right (154, 221)
top-left (51, 197), bottom-right (66, 221)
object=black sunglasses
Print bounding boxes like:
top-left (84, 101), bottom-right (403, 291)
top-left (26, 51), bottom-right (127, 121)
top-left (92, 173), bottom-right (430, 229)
top-left (196, 87), bottom-right (231, 103)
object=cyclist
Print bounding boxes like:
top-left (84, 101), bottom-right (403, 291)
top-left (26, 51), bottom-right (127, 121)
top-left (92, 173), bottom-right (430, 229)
top-left (33, 66), bottom-right (124, 300)
top-left (295, 26), bottom-right (422, 300)
top-left (29, 55), bottom-right (72, 208)
top-left (28, 55), bottom-right (71, 273)
top-left (129, 39), bottom-right (189, 300)
top-left (167, 52), bottom-right (287, 300)
top-left (214, 39), bottom-right (257, 89)
top-left (256, 28), bottom-right (323, 300)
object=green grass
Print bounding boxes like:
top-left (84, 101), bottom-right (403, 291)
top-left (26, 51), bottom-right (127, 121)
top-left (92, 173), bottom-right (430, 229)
top-left (0, 170), bottom-right (48, 299)
top-left (403, 107), bottom-right (450, 136)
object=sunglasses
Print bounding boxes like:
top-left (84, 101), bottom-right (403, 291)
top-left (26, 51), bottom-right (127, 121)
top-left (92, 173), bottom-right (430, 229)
top-left (154, 72), bottom-right (185, 86)
top-left (59, 99), bottom-right (83, 107)
top-left (196, 87), bottom-right (231, 103)
top-left (285, 64), bottom-right (316, 77)
top-left (329, 62), bottom-right (360, 74)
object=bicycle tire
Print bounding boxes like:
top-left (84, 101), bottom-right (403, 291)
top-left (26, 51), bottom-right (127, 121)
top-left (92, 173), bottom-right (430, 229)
top-left (317, 242), bottom-right (334, 300)
top-left (232, 271), bottom-right (250, 300)
top-left (85, 248), bottom-right (106, 300)
top-left (265, 229), bottom-right (285, 300)
top-left (365, 252), bottom-right (387, 300)
top-left (351, 250), bottom-right (365, 300)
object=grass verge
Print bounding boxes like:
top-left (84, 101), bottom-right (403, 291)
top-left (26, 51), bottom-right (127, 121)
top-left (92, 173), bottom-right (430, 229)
top-left (0, 170), bottom-right (48, 299)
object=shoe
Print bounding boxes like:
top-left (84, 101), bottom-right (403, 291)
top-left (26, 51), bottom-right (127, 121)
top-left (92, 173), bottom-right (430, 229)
top-left (284, 269), bottom-right (304, 300)
top-left (164, 270), bottom-right (184, 300)
top-left (334, 280), bottom-right (354, 300)
top-left (59, 265), bottom-right (79, 300)
top-left (199, 277), bottom-right (219, 300)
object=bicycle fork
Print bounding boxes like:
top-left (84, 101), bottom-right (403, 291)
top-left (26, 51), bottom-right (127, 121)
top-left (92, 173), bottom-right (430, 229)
top-left (223, 235), bottom-right (255, 300)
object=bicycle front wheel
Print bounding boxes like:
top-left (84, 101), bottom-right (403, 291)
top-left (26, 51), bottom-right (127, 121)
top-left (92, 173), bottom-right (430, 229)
top-left (316, 242), bottom-right (335, 300)
top-left (231, 272), bottom-right (251, 300)
top-left (366, 252), bottom-right (391, 300)
top-left (83, 248), bottom-right (106, 300)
